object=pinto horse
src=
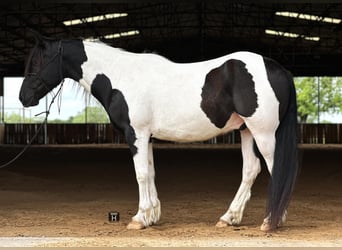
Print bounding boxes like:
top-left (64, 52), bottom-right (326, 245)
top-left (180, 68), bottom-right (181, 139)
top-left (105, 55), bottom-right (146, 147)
top-left (19, 34), bottom-right (299, 231)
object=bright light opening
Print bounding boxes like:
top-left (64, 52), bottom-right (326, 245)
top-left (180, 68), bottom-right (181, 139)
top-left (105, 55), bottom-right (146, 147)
top-left (265, 29), bottom-right (299, 38)
top-left (265, 29), bottom-right (320, 42)
top-left (304, 36), bottom-right (320, 42)
top-left (104, 30), bottom-right (140, 39)
top-left (63, 13), bottom-right (128, 26)
top-left (84, 30), bottom-right (140, 42)
top-left (275, 11), bottom-right (341, 24)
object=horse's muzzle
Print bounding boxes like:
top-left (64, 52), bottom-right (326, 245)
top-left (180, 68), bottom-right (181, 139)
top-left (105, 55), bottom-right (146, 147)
top-left (19, 91), bottom-right (39, 107)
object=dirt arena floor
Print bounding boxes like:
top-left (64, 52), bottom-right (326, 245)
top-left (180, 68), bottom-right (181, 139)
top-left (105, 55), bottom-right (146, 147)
top-left (0, 144), bottom-right (341, 247)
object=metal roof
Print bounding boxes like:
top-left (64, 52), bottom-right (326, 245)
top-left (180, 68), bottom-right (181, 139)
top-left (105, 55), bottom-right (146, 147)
top-left (1, 1), bottom-right (342, 76)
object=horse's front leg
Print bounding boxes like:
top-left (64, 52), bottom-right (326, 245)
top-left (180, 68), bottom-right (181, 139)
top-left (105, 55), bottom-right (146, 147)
top-left (127, 133), bottom-right (161, 230)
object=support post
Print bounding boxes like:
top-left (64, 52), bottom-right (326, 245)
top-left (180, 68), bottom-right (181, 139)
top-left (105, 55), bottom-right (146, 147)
top-left (0, 77), bottom-right (4, 144)
top-left (44, 96), bottom-right (48, 144)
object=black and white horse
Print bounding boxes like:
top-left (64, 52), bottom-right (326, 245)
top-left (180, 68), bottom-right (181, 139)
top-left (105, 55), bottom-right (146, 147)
top-left (19, 34), bottom-right (299, 231)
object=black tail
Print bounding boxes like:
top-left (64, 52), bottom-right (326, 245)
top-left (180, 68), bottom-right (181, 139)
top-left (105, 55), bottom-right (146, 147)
top-left (267, 75), bottom-right (300, 230)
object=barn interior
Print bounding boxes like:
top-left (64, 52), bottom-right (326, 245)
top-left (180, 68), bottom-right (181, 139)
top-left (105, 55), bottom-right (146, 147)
top-left (1, 1), bottom-right (342, 77)
top-left (0, 0), bottom-right (341, 246)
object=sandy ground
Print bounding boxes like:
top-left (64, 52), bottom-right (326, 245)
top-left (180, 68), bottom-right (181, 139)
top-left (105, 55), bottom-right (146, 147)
top-left (0, 145), bottom-right (341, 247)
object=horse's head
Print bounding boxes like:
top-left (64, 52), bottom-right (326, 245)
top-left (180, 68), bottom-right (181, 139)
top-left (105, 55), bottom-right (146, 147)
top-left (19, 33), bottom-right (64, 107)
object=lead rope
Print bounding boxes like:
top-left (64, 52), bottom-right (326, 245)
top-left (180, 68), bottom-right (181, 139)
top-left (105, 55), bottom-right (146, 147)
top-left (0, 80), bottom-right (64, 169)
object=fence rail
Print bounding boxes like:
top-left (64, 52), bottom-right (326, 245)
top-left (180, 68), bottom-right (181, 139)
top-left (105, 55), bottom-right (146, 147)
top-left (3, 123), bottom-right (342, 145)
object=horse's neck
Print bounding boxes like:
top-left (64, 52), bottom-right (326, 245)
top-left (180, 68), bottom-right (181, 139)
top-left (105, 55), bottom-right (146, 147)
top-left (79, 42), bottom-right (125, 91)
top-left (84, 42), bottom-right (125, 69)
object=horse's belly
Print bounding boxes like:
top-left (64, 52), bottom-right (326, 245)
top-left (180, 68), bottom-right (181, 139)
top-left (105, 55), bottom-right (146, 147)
top-left (151, 125), bottom-right (219, 142)
top-left (150, 112), bottom-right (243, 143)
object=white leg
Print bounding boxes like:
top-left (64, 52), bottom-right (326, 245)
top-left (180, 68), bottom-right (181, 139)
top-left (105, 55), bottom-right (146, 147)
top-left (127, 134), bottom-right (161, 229)
top-left (217, 129), bottom-right (261, 227)
top-left (252, 131), bottom-right (285, 231)
top-left (147, 142), bottom-right (161, 222)
top-left (253, 132), bottom-right (275, 175)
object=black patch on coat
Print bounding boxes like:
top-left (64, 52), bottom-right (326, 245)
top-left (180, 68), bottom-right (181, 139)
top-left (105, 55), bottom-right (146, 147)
top-left (63, 40), bottom-right (88, 81)
top-left (91, 74), bottom-right (137, 156)
top-left (200, 59), bottom-right (258, 128)
top-left (263, 57), bottom-right (291, 121)
top-left (239, 123), bottom-right (247, 131)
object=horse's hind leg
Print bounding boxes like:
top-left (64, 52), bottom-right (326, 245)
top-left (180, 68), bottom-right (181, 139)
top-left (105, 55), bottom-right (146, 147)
top-left (252, 130), bottom-right (287, 231)
top-left (216, 128), bottom-right (261, 227)
top-left (127, 132), bottom-right (161, 229)
top-left (253, 132), bottom-right (288, 231)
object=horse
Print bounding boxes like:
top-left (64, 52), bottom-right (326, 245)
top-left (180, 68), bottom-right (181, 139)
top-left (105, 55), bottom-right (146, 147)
top-left (19, 33), bottom-right (299, 232)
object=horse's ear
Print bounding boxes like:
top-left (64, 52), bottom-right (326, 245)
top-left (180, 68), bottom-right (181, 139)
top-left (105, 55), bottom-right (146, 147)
top-left (28, 29), bottom-right (45, 47)
top-left (28, 29), bottom-right (57, 48)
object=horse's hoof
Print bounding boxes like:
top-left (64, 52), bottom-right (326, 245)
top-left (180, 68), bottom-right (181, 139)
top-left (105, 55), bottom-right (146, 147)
top-left (260, 221), bottom-right (272, 232)
top-left (216, 220), bottom-right (228, 228)
top-left (127, 220), bottom-right (145, 230)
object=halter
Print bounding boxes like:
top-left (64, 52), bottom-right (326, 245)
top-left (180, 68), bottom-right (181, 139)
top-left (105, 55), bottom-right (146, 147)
top-left (27, 40), bottom-right (64, 93)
